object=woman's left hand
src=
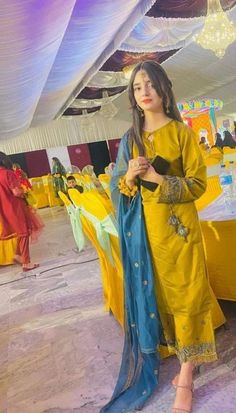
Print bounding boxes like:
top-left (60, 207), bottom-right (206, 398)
top-left (139, 164), bottom-right (164, 185)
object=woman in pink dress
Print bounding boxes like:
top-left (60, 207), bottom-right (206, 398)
top-left (0, 152), bottom-right (43, 271)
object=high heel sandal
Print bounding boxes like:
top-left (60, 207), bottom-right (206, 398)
top-left (172, 365), bottom-right (200, 388)
top-left (172, 383), bottom-right (194, 413)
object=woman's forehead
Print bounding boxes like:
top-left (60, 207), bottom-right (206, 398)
top-left (133, 70), bottom-right (150, 83)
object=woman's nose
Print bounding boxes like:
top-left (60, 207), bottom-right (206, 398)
top-left (142, 85), bottom-right (150, 95)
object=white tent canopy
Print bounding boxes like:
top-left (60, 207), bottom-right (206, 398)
top-left (0, 0), bottom-right (155, 140)
top-left (0, 1), bottom-right (235, 154)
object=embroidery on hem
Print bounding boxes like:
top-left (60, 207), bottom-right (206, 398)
top-left (167, 341), bottom-right (217, 364)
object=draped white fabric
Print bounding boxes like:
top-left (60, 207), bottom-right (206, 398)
top-left (70, 89), bottom-right (126, 109)
top-left (0, 0), bottom-right (76, 139)
top-left (120, 5), bottom-right (236, 52)
top-left (0, 116), bottom-right (131, 155)
top-left (0, 0), bottom-right (155, 140)
top-left (88, 71), bottom-right (129, 88)
top-left (120, 16), bottom-right (204, 52)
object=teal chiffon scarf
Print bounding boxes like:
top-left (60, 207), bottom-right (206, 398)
top-left (100, 133), bottom-right (162, 412)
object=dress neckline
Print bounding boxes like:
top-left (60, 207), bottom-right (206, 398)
top-left (143, 119), bottom-right (174, 135)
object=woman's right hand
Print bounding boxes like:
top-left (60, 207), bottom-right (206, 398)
top-left (125, 156), bottom-right (149, 187)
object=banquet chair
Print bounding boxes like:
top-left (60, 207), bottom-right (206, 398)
top-left (41, 175), bottom-right (62, 207)
top-left (68, 188), bottom-right (124, 325)
top-left (223, 146), bottom-right (236, 163)
top-left (98, 173), bottom-right (111, 198)
top-left (30, 177), bottom-right (49, 208)
top-left (59, 190), bottom-right (114, 314)
top-left (58, 191), bottom-right (86, 252)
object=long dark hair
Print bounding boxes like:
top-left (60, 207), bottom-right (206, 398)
top-left (128, 60), bottom-right (182, 155)
top-left (0, 151), bottom-right (13, 169)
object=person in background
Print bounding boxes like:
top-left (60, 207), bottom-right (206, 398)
top-left (223, 130), bottom-right (236, 148)
top-left (51, 157), bottom-right (66, 196)
top-left (101, 60), bottom-right (218, 413)
top-left (199, 136), bottom-right (210, 151)
top-left (199, 136), bottom-right (206, 145)
top-left (0, 152), bottom-right (43, 271)
top-left (12, 162), bottom-right (37, 207)
top-left (215, 132), bottom-right (223, 148)
top-left (12, 163), bottom-right (32, 191)
top-left (66, 176), bottom-right (84, 193)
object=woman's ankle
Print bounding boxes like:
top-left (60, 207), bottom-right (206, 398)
top-left (178, 362), bottom-right (194, 386)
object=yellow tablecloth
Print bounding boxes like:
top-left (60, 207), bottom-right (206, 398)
top-left (199, 195), bottom-right (236, 301)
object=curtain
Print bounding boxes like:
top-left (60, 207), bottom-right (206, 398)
top-left (67, 144), bottom-right (91, 170)
top-left (108, 139), bottom-right (121, 162)
top-left (25, 150), bottom-right (51, 178)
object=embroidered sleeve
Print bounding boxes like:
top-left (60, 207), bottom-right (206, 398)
top-left (118, 176), bottom-right (138, 197)
top-left (155, 128), bottom-right (207, 204)
top-left (159, 176), bottom-right (195, 203)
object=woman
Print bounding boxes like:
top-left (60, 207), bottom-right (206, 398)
top-left (0, 152), bottom-right (42, 271)
top-left (101, 61), bottom-right (217, 413)
top-left (52, 157), bottom-right (66, 196)
top-left (223, 130), bottom-right (236, 148)
top-left (12, 163), bottom-right (32, 191)
top-left (215, 132), bottom-right (223, 148)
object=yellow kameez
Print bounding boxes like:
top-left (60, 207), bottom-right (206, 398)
top-left (129, 120), bottom-right (218, 364)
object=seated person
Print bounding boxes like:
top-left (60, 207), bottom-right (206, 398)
top-left (66, 176), bottom-right (84, 193)
top-left (199, 136), bottom-right (210, 150)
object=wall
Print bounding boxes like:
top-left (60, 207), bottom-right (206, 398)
top-left (6, 139), bottom-right (121, 178)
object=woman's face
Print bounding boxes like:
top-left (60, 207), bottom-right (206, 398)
top-left (133, 70), bottom-right (163, 114)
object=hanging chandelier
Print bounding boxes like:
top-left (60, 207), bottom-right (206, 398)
top-left (194, 0), bottom-right (236, 58)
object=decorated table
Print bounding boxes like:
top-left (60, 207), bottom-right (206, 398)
top-left (199, 195), bottom-right (236, 301)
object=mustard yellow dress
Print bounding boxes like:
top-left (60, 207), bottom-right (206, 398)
top-left (131, 120), bottom-right (217, 364)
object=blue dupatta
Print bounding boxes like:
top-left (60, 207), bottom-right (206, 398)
top-left (100, 133), bottom-right (162, 412)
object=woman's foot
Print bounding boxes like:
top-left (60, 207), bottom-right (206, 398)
top-left (172, 374), bottom-right (179, 387)
top-left (22, 263), bottom-right (39, 272)
top-left (14, 255), bottom-right (22, 264)
top-left (172, 383), bottom-right (193, 413)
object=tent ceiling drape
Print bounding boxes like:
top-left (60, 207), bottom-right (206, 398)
top-left (0, 0), bottom-right (236, 152)
top-left (0, 0), bottom-right (156, 140)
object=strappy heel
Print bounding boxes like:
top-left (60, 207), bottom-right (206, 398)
top-left (172, 383), bottom-right (194, 413)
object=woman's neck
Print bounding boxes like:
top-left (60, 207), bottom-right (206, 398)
top-left (143, 111), bottom-right (171, 132)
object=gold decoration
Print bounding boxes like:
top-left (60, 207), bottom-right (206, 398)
top-left (194, 0), bottom-right (236, 58)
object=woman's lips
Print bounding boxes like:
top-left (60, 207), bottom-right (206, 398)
top-left (142, 99), bottom-right (152, 104)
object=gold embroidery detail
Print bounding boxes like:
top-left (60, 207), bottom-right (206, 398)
top-left (160, 176), bottom-right (183, 203)
top-left (159, 176), bottom-right (194, 203)
top-left (167, 341), bottom-right (217, 364)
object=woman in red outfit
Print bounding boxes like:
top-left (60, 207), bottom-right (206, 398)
top-left (0, 152), bottom-right (42, 271)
